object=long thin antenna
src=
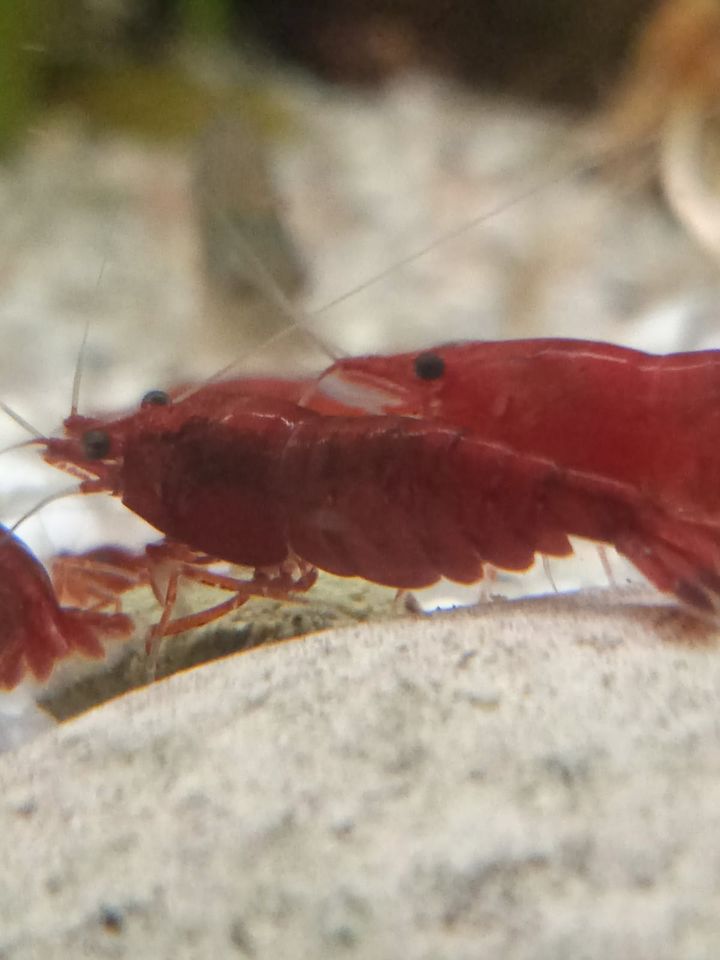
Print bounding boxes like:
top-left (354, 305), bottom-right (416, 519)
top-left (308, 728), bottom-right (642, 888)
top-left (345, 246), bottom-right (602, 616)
top-left (217, 225), bottom-right (344, 362)
top-left (306, 137), bottom-right (658, 322)
top-left (10, 486), bottom-right (82, 534)
top-left (0, 400), bottom-right (45, 440)
top-left (0, 438), bottom-right (40, 458)
top-left (194, 126), bottom-right (662, 387)
top-left (174, 322), bottom-right (312, 402)
top-left (175, 174), bottom-right (347, 400)
top-left (71, 257), bottom-right (107, 417)
top-left (193, 158), bottom-right (583, 387)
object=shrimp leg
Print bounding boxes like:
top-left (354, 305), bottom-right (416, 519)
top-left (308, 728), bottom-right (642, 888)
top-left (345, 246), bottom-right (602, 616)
top-left (144, 540), bottom-right (318, 642)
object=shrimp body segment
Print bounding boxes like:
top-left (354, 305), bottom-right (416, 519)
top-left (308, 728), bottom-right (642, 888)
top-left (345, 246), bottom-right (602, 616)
top-left (0, 525), bottom-right (133, 689)
top-left (41, 391), bottom-right (720, 619)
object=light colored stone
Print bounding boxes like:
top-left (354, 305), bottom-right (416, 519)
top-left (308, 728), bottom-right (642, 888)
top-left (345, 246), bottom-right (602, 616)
top-left (0, 593), bottom-right (718, 959)
top-left (35, 571), bottom-right (400, 722)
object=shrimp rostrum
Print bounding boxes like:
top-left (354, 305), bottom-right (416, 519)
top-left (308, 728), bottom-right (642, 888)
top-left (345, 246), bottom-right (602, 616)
top-left (39, 385), bottom-right (720, 633)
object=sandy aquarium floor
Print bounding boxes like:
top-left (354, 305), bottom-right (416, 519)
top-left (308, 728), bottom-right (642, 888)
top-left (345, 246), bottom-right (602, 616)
top-left (0, 70), bottom-right (719, 722)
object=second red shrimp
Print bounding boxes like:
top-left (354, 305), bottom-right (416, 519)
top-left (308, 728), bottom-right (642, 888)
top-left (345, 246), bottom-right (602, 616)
top-left (0, 524), bottom-right (133, 689)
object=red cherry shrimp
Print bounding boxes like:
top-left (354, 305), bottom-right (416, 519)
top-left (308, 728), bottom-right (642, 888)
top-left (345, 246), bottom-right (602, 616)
top-left (0, 523), bottom-right (133, 689)
top-left (37, 386), bottom-right (720, 628)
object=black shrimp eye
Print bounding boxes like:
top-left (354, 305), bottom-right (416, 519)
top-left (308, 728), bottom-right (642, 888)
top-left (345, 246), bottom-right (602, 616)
top-left (82, 429), bottom-right (111, 460)
top-left (141, 389), bottom-right (170, 408)
top-left (414, 351), bottom-right (445, 381)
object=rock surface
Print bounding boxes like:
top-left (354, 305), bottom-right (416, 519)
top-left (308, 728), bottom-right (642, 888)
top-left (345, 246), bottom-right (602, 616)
top-left (36, 572), bottom-right (400, 722)
top-left (1, 593), bottom-right (718, 959)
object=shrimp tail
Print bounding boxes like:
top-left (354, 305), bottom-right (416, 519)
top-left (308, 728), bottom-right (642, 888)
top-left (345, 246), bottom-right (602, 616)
top-left (616, 515), bottom-right (720, 617)
top-left (523, 462), bottom-right (720, 618)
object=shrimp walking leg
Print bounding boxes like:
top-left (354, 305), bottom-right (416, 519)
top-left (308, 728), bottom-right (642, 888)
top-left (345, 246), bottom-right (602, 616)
top-left (51, 546), bottom-right (151, 611)
top-left (50, 536), bottom-right (320, 645)
top-left (144, 541), bottom-right (318, 644)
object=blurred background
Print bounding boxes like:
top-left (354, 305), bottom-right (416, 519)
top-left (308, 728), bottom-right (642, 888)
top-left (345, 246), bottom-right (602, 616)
top-left (1, 0), bottom-right (720, 596)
